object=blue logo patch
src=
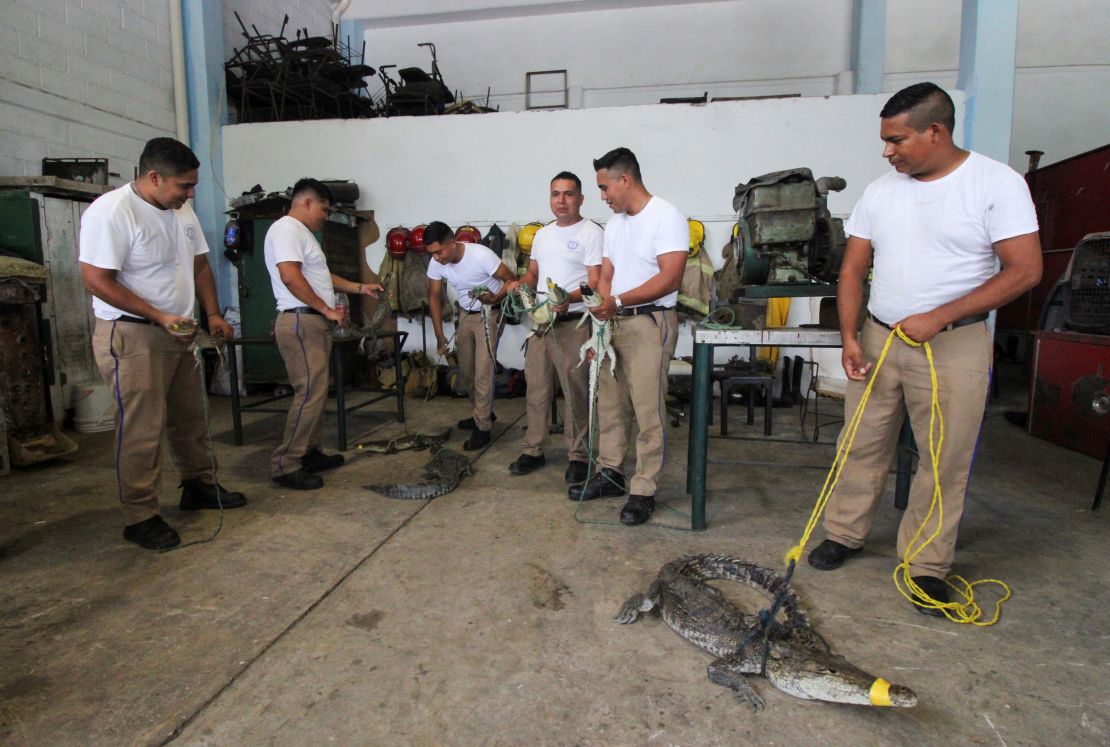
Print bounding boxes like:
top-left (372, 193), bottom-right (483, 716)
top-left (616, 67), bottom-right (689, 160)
top-left (566, 240), bottom-right (580, 252)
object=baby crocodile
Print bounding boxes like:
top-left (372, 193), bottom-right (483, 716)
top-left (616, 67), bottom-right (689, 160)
top-left (364, 448), bottom-right (474, 500)
top-left (616, 555), bottom-right (917, 710)
top-left (356, 429), bottom-right (451, 454)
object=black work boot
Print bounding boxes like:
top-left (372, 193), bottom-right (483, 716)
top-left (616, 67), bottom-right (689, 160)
top-left (123, 515), bottom-right (181, 550)
top-left (567, 468), bottom-right (626, 501)
top-left (463, 429), bottom-right (491, 451)
top-left (458, 413), bottom-right (497, 430)
top-left (509, 453), bottom-right (545, 475)
top-left (564, 460), bottom-right (589, 484)
top-left (179, 478), bottom-right (248, 510)
top-left (909, 575), bottom-right (950, 617)
top-left (619, 494), bottom-right (656, 525)
top-left (302, 447), bottom-right (345, 474)
top-left (807, 539), bottom-right (862, 571)
top-left (273, 469), bottom-right (324, 491)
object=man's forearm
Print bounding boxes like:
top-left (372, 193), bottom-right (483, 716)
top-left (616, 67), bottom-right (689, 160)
top-left (283, 275), bottom-right (331, 312)
top-left (929, 264), bottom-right (1041, 326)
top-left (837, 274), bottom-right (866, 340)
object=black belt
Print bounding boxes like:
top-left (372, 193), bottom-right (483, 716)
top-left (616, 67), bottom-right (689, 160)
top-left (462, 307), bottom-right (483, 315)
top-left (868, 312), bottom-right (988, 332)
top-left (282, 307), bottom-right (323, 316)
top-left (620, 303), bottom-right (670, 317)
top-left (554, 311), bottom-right (585, 322)
top-left (115, 315), bottom-right (153, 325)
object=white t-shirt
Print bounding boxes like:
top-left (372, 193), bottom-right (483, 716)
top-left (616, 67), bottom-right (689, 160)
top-left (846, 151), bottom-right (1039, 323)
top-left (426, 242), bottom-right (503, 311)
top-left (603, 195), bottom-right (688, 308)
top-left (79, 184), bottom-right (209, 320)
top-left (264, 215), bottom-right (336, 311)
top-left (530, 219), bottom-right (604, 313)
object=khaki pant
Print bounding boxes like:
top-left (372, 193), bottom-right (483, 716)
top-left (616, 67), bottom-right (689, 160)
top-left (595, 310), bottom-right (679, 496)
top-left (822, 317), bottom-right (992, 578)
top-left (456, 308), bottom-right (501, 431)
top-left (521, 318), bottom-right (591, 461)
top-left (271, 312), bottom-right (333, 477)
top-left (93, 319), bottom-right (212, 526)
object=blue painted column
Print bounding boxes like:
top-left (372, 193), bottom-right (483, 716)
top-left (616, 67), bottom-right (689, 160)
top-left (181, 0), bottom-right (235, 307)
top-left (957, 0), bottom-right (1020, 162)
top-left (851, 0), bottom-right (886, 94)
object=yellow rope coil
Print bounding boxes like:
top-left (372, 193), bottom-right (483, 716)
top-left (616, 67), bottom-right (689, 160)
top-left (786, 326), bottom-right (1011, 626)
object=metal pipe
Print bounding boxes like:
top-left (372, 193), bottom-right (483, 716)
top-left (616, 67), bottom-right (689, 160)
top-left (170, 0), bottom-right (189, 144)
top-left (330, 0), bottom-right (351, 35)
top-left (1025, 149), bottom-right (1044, 173)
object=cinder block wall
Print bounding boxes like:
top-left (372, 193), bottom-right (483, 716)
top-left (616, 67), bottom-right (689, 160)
top-left (0, 0), bottom-right (332, 185)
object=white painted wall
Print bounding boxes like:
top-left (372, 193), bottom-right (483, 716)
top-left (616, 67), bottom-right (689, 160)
top-left (348, 0), bottom-right (1109, 170)
top-left (0, 0), bottom-right (336, 182)
top-left (0, 0), bottom-right (176, 182)
top-left (223, 92), bottom-right (960, 368)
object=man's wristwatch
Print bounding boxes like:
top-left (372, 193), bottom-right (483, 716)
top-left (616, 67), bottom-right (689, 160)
top-left (613, 295), bottom-right (624, 315)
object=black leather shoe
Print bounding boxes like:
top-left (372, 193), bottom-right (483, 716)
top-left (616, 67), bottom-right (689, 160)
top-left (509, 453), bottom-right (545, 475)
top-left (273, 469), bottom-right (324, 491)
top-left (302, 447), bottom-right (345, 474)
top-left (807, 539), bottom-right (862, 571)
top-left (564, 460), bottom-right (589, 484)
top-left (567, 468), bottom-right (626, 501)
top-left (910, 575), bottom-right (950, 617)
top-left (619, 494), bottom-right (656, 525)
top-left (458, 413), bottom-right (497, 430)
top-left (463, 429), bottom-right (491, 451)
top-left (179, 478), bottom-right (247, 510)
top-left (123, 515), bottom-right (181, 550)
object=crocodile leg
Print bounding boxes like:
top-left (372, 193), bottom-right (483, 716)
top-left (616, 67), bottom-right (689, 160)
top-left (614, 581), bottom-right (661, 623)
top-left (707, 656), bottom-right (764, 711)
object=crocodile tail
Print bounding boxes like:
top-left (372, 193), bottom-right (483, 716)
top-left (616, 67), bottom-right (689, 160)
top-left (365, 481), bottom-right (451, 500)
top-left (679, 555), bottom-right (813, 633)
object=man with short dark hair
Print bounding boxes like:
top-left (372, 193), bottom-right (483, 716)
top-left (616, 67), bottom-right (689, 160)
top-left (425, 221), bottom-right (516, 451)
top-left (806, 82), bottom-right (1042, 615)
top-left (80, 137), bottom-right (246, 550)
top-left (568, 147), bottom-right (687, 526)
top-left (502, 172), bottom-right (603, 482)
top-left (266, 178), bottom-right (381, 490)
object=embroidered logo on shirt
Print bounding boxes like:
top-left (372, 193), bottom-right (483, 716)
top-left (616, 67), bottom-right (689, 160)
top-left (566, 240), bottom-right (580, 252)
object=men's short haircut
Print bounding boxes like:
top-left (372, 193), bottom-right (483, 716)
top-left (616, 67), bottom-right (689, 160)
top-left (138, 137), bottom-right (200, 177)
top-left (290, 177), bottom-right (333, 204)
top-left (551, 171), bottom-right (582, 192)
top-left (423, 220), bottom-right (453, 246)
top-left (880, 82), bottom-right (956, 134)
top-left (592, 147), bottom-right (641, 183)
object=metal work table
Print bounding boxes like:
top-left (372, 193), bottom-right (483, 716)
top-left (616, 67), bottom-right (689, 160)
top-left (225, 331), bottom-right (408, 451)
top-left (686, 326), bottom-right (912, 530)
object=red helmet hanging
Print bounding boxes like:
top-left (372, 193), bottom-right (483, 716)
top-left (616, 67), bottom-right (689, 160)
top-left (454, 225), bottom-right (481, 244)
top-left (409, 224), bottom-right (428, 254)
top-left (386, 227), bottom-right (410, 259)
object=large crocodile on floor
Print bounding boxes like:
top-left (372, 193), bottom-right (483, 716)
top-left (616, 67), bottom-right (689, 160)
top-left (615, 554), bottom-right (917, 710)
top-left (364, 448), bottom-right (474, 500)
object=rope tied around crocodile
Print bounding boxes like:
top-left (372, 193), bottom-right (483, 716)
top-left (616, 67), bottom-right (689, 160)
top-left (740, 325), bottom-right (1012, 667)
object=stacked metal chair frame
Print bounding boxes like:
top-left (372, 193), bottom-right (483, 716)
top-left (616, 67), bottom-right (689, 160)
top-left (225, 13), bottom-right (378, 123)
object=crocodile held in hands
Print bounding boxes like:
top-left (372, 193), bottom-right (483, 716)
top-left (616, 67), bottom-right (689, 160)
top-left (364, 448), bottom-right (474, 500)
top-left (615, 555), bottom-right (917, 710)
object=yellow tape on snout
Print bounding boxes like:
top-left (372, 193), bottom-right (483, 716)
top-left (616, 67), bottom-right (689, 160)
top-left (869, 678), bottom-right (892, 706)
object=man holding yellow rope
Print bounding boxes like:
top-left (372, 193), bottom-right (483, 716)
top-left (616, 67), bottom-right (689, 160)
top-left (806, 83), bottom-right (1042, 616)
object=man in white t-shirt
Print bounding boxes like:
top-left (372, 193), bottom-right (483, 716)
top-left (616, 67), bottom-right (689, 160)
top-left (806, 83), bottom-right (1042, 616)
top-left (567, 148), bottom-right (688, 526)
top-left (266, 179), bottom-right (381, 491)
top-left (502, 172), bottom-right (603, 483)
top-left (425, 221), bottom-right (516, 451)
top-left (80, 137), bottom-right (246, 551)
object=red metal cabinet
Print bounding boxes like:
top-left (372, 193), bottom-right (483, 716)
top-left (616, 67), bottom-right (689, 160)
top-left (1029, 330), bottom-right (1110, 459)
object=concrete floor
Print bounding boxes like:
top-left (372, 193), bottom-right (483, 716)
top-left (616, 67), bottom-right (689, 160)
top-left (1, 361), bottom-right (1107, 746)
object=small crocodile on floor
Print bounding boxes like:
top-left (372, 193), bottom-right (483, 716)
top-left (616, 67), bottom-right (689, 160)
top-left (364, 448), bottom-right (474, 499)
top-left (615, 554), bottom-right (917, 710)
top-left (356, 428), bottom-right (451, 455)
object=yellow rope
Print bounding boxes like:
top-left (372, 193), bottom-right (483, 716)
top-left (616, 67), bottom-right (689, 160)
top-left (785, 326), bottom-right (1011, 626)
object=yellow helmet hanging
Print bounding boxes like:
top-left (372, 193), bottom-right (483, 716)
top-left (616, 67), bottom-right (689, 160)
top-left (517, 222), bottom-right (543, 254)
top-left (688, 218), bottom-right (705, 258)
